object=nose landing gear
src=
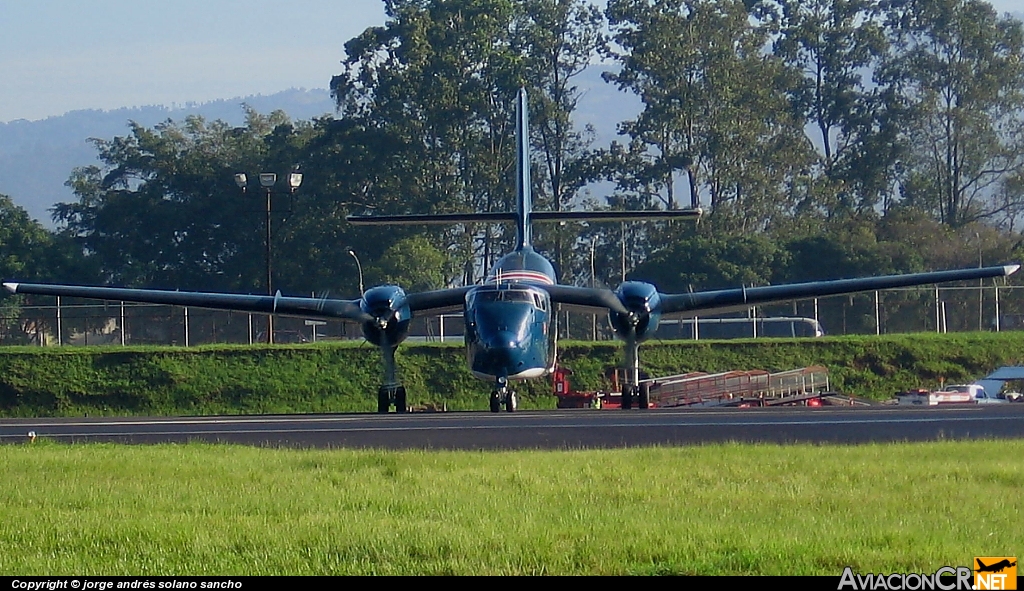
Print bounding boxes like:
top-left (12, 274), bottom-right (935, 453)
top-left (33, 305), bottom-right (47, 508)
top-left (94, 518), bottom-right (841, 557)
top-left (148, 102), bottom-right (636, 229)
top-left (490, 377), bottom-right (518, 413)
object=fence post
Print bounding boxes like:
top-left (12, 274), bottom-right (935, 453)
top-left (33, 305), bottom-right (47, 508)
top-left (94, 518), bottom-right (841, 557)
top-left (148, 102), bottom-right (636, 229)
top-left (56, 295), bottom-right (62, 346)
top-left (874, 290), bottom-right (880, 335)
top-left (995, 284), bottom-right (1001, 332)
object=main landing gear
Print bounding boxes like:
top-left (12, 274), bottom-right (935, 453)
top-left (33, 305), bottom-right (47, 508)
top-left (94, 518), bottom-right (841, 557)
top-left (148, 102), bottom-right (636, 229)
top-left (619, 334), bottom-right (650, 410)
top-left (490, 378), bottom-right (518, 413)
top-left (377, 385), bottom-right (407, 414)
top-left (620, 382), bottom-right (650, 410)
top-left (376, 342), bottom-right (407, 413)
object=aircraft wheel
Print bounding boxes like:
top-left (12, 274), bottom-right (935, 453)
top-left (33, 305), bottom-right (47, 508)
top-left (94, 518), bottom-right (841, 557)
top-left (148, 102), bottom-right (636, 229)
top-left (622, 385), bottom-right (634, 410)
top-left (395, 386), bottom-right (407, 414)
top-left (490, 391), bottom-right (502, 413)
top-left (377, 386), bottom-right (391, 414)
top-left (638, 383), bottom-right (650, 410)
top-left (505, 390), bottom-right (518, 413)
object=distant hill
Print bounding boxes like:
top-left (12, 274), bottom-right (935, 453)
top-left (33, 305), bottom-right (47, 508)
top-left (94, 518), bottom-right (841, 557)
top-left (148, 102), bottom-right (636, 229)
top-left (0, 72), bottom-right (633, 229)
top-left (0, 88), bottom-right (337, 227)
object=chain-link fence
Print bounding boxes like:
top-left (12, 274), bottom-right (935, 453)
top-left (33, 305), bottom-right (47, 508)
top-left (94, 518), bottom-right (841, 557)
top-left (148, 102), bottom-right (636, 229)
top-left (2, 284), bottom-right (1023, 346)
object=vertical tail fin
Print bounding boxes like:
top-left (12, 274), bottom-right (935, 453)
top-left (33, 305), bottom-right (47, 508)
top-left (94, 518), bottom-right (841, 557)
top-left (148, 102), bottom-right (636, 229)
top-left (516, 88), bottom-right (532, 250)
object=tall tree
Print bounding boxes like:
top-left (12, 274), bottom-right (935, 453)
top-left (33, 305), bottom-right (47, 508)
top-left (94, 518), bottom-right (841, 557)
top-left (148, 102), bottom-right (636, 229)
top-left (0, 194), bottom-right (92, 342)
top-left (54, 111), bottom-right (316, 292)
top-left (514, 0), bottom-right (605, 281)
top-left (880, 0), bottom-right (1024, 227)
top-left (774, 0), bottom-right (893, 213)
top-left (332, 0), bottom-right (605, 283)
top-left (604, 0), bottom-right (813, 232)
top-left (333, 0), bottom-right (524, 281)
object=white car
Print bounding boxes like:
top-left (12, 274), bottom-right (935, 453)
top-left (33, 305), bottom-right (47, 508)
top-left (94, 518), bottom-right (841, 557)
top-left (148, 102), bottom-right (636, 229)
top-left (944, 384), bottom-right (1007, 404)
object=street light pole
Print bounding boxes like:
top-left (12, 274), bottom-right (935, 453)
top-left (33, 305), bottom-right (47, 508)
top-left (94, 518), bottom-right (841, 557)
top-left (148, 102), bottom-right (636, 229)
top-left (590, 237), bottom-right (597, 341)
top-left (977, 232), bottom-right (983, 331)
top-left (264, 182), bottom-right (273, 342)
top-left (347, 248), bottom-right (364, 296)
top-left (235, 171), bottom-right (302, 344)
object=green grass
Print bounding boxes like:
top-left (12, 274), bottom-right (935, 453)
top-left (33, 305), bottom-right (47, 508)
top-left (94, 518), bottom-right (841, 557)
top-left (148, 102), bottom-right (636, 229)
top-left (5, 332), bottom-right (1024, 417)
top-left (1, 440), bottom-right (1020, 575)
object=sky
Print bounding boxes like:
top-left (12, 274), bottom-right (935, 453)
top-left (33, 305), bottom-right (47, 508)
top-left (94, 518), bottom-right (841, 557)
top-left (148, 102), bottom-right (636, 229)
top-left (2, 0), bottom-right (1023, 123)
top-left (0, 0), bottom-right (386, 122)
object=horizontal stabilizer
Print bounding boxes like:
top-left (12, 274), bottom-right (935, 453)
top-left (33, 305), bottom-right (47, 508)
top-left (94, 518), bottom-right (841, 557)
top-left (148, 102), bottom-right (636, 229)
top-left (531, 209), bottom-right (702, 223)
top-left (347, 208), bottom-right (702, 226)
top-left (347, 212), bottom-right (516, 225)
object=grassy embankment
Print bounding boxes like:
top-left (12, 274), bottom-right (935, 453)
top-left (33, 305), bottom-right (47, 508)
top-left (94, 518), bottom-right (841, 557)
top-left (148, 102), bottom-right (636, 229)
top-left (1, 440), bottom-right (1020, 575)
top-left (3, 332), bottom-right (1024, 416)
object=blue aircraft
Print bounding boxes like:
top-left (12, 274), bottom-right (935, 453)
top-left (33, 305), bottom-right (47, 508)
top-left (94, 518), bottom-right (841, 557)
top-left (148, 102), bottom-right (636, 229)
top-left (4, 90), bottom-right (1019, 413)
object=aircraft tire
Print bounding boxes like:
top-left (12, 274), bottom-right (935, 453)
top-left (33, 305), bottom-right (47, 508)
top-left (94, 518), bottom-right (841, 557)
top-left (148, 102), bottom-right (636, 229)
top-left (622, 385), bottom-right (633, 410)
top-left (638, 383), bottom-right (650, 410)
top-left (505, 390), bottom-right (517, 413)
top-left (377, 387), bottom-right (391, 414)
top-left (490, 391), bottom-right (501, 413)
top-left (395, 386), bottom-right (407, 413)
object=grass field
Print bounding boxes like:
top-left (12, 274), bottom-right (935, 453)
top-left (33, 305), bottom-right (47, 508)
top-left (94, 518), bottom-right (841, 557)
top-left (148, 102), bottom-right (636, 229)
top-left (6, 333), bottom-right (1024, 417)
top-left (1, 440), bottom-right (1021, 575)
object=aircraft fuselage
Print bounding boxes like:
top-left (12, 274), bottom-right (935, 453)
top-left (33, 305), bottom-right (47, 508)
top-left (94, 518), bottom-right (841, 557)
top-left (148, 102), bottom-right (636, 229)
top-left (465, 247), bottom-right (556, 382)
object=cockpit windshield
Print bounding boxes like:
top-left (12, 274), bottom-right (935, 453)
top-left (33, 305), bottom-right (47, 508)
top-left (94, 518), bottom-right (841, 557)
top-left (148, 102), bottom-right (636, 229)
top-left (469, 288), bottom-right (548, 311)
top-left (475, 290), bottom-right (534, 303)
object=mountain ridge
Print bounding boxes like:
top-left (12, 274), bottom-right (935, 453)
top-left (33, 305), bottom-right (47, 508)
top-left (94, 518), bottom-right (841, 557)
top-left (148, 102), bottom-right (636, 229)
top-left (0, 88), bottom-right (338, 226)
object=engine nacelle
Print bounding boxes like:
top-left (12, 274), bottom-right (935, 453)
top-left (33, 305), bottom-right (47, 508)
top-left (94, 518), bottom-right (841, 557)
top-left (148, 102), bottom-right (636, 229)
top-left (360, 285), bottom-right (412, 347)
top-left (609, 281), bottom-right (662, 342)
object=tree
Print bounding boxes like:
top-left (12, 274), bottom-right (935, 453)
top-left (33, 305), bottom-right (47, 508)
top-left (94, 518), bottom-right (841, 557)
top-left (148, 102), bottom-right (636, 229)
top-left (332, 0), bottom-right (607, 284)
top-left (629, 232), bottom-right (783, 292)
top-left (604, 0), bottom-right (814, 233)
top-left (880, 0), bottom-right (1024, 227)
top-left (333, 0), bottom-right (527, 282)
top-left (366, 236), bottom-right (451, 292)
top-left (0, 194), bottom-right (93, 343)
top-left (774, 0), bottom-right (894, 214)
top-left (54, 110), bottom-right (319, 292)
top-left (513, 0), bottom-right (605, 279)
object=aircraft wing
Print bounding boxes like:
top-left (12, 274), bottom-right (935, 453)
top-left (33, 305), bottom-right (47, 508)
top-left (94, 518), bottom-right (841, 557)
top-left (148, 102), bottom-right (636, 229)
top-left (541, 265), bottom-right (1018, 318)
top-left (405, 286), bottom-right (475, 316)
top-left (543, 284), bottom-right (629, 314)
top-left (2, 282), bottom-right (374, 323)
top-left (658, 265), bottom-right (1020, 317)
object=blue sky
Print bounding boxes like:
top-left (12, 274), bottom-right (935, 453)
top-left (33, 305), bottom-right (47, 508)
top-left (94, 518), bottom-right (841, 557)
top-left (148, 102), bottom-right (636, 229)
top-left (0, 0), bottom-right (386, 122)
top-left (2, 0), bottom-right (1022, 123)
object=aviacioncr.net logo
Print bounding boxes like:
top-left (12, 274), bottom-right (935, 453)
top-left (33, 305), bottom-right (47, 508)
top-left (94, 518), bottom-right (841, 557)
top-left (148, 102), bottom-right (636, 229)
top-left (974, 557), bottom-right (1017, 591)
top-left (838, 566), bottom-right (973, 590)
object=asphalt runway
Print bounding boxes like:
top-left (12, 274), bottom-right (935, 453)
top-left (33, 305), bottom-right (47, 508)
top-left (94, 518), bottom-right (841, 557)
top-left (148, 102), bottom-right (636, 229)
top-left (1, 404), bottom-right (1023, 449)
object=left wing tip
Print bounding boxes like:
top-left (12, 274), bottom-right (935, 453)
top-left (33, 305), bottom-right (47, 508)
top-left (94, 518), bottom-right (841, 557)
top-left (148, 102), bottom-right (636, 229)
top-left (2, 282), bottom-right (18, 294)
top-left (1005, 264), bottom-right (1021, 276)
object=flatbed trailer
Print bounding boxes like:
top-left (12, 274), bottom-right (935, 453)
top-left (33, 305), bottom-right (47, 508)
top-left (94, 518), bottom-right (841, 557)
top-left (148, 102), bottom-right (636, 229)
top-left (641, 366), bottom-right (830, 408)
top-left (552, 365), bottom-right (832, 409)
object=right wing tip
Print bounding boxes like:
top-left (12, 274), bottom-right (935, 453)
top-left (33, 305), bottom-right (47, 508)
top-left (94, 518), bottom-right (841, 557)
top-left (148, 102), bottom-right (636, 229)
top-left (2, 282), bottom-right (18, 294)
top-left (1005, 264), bottom-right (1021, 276)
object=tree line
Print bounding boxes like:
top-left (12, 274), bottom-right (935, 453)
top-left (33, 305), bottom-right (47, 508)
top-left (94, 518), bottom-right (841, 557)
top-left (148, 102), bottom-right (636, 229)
top-left (3, 0), bottom-right (1024, 336)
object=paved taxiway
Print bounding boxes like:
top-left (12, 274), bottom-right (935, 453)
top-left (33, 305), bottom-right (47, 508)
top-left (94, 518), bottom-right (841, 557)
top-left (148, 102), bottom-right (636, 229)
top-left (1, 404), bottom-right (1023, 449)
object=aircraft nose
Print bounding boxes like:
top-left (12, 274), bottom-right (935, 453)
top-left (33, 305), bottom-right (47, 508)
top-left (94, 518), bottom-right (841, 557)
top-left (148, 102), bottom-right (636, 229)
top-left (488, 330), bottom-right (520, 350)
